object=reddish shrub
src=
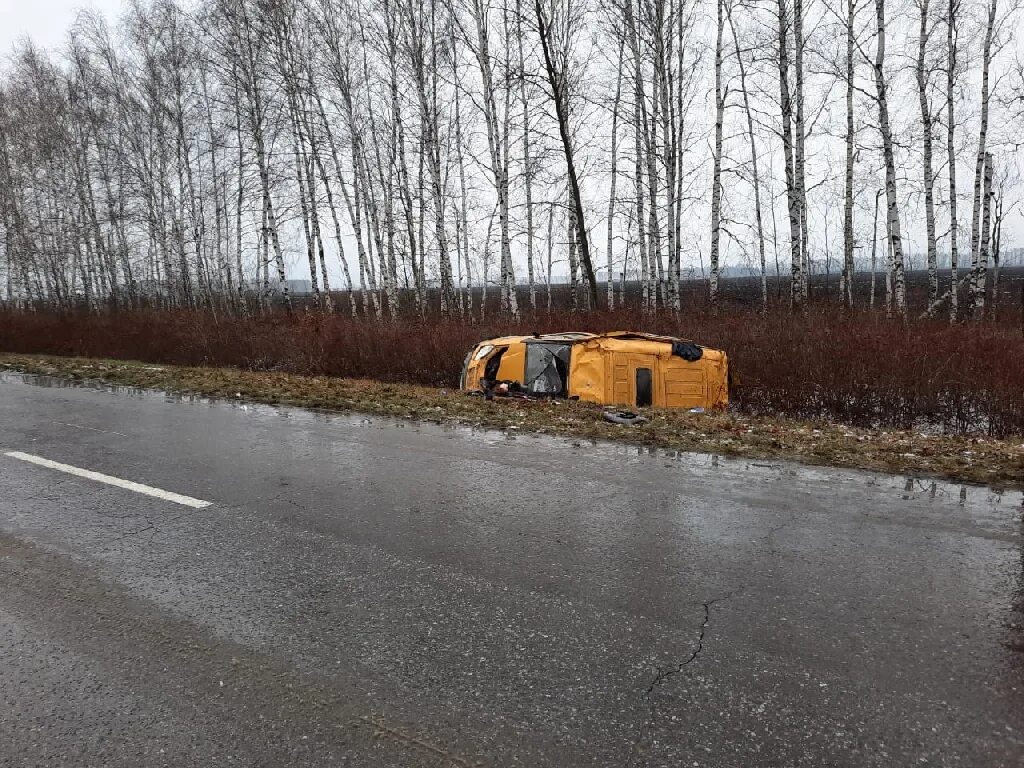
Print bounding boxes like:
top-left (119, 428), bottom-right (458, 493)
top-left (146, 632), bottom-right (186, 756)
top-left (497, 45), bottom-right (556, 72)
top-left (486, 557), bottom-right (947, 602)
top-left (2, 307), bottom-right (1022, 437)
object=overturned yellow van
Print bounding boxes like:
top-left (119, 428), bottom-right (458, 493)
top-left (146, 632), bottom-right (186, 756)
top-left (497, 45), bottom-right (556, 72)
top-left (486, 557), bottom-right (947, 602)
top-left (460, 331), bottom-right (728, 410)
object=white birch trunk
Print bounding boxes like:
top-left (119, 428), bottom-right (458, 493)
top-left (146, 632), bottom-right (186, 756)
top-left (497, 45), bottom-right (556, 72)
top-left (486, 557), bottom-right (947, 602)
top-left (454, 83), bottom-right (474, 317)
top-left (969, 0), bottom-right (996, 314)
top-left (843, 0), bottom-right (856, 309)
top-left (873, 0), bottom-right (906, 314)
top-left (794, 0), bottom-right (809, 304)
top-left (946, 0), bottom-right (960, 322)
top-left (778, 0), bottom-right (803, 309)
top-left (870, 189), bottom-right (881, 307)
top-left (516, 0), bottom-right (537, 312)
top-left (710, 0), bottom-right (725, 309)
top-left (974, 152), bottom-right (993, 317)
top-left (916, 0), bottom-right (938, 311)
top-left (606, 40), bottom-right (624, 311)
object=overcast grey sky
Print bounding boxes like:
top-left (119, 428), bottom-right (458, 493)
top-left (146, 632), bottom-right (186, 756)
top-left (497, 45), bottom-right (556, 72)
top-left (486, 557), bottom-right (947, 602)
top-left (0, 0), bottom-right (116, 54)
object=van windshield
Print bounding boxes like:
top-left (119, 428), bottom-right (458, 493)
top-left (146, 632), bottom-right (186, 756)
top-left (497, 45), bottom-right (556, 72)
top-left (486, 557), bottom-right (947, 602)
top-left (524, 344), bottom-right (570, 395)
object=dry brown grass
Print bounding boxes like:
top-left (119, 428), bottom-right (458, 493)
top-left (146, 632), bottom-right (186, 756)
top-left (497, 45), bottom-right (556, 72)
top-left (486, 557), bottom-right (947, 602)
top-left (3, 353), bottom-right (1022, 489)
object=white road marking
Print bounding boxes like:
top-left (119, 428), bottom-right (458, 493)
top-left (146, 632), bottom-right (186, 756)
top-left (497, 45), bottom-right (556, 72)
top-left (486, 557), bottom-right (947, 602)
top-left (3, 451), bottom-right (211, 509)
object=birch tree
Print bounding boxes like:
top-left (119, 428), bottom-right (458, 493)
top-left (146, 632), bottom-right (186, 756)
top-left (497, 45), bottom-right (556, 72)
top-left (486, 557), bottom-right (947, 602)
top-left (709, 0), bottom-right (727, 308)
top-left (915, 0), bottom-right (939, 309)
top-left (872, 0), bottom-right (906, 314)
top-left (969, 0), bottom-right (997, 315)
top-left (842, 0), bottom-right (857, 308)
top-left (778, 0), bottom-right (804, 309)
top-left (465, 0), bottom-right (519, 316)
top-left (946, 0), bottom-right (961, 321)
top-left (535, 0), bottom-right (598, 308)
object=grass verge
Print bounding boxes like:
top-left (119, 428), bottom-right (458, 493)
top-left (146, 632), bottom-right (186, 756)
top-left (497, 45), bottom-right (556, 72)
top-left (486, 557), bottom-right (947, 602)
top-left (2, 353), bottom-right (1022, 489)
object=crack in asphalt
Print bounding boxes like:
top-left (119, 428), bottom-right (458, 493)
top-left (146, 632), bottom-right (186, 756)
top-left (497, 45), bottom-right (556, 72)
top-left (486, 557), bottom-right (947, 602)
top-left (112, 522), bottom-right (157, 541)
top-left (623, 588), bottom-right (744, 768)
top-left (623, 511), bottom-right (800, 767)
top-left (764, 510), bottom-right (800, 558)
top-left (10, 475), bottom-right (78, 504)
top-left (104, 508), bottom-right (196, 582)
top-left (645, 590), bottom-right (737, 695)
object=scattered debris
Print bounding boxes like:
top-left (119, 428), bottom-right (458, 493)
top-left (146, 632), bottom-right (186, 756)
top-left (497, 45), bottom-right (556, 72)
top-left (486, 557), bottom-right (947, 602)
top-left (603, 410), bottom-right (648, 426)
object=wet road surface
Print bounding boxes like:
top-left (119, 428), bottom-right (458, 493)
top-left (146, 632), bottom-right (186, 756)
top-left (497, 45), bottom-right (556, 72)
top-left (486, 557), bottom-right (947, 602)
top-left (0, 372), bottom-right (1022, 767)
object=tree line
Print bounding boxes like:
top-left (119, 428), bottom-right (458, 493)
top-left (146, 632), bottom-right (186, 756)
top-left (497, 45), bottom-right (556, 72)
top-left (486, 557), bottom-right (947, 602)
top-left (0, 0), bottom-right (1021, 319)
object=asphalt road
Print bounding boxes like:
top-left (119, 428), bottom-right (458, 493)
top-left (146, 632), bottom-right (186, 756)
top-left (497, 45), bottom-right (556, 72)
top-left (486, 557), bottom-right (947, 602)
top-left (0, 372), bottom-right (1022, 767)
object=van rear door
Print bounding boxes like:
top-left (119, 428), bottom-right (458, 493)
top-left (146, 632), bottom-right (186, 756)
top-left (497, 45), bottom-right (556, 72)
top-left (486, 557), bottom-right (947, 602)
top-left (612, 354), bottom-right (659, 408)
top-left (663, 363), bottom-right (707, 408)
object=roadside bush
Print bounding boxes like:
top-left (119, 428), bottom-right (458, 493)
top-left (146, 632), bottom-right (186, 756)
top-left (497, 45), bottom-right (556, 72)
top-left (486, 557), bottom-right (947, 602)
top-left (2, 306), bottom-right (1022, 437)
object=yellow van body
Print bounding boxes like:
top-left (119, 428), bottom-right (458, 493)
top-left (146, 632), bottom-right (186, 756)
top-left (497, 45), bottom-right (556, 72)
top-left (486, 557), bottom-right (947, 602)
top-left (460, 331), bottom-right (728, 410)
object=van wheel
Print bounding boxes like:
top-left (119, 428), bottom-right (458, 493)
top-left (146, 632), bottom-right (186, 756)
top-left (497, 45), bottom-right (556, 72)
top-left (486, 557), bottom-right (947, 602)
top-left (603, 410), bottom-right (648, 426)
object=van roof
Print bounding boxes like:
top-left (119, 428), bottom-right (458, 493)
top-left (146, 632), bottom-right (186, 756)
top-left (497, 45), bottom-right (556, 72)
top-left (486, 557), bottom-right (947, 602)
top-left (524, 332), bottom-right (597, 343)
top-left (480, 331), bottom-right (700, 346)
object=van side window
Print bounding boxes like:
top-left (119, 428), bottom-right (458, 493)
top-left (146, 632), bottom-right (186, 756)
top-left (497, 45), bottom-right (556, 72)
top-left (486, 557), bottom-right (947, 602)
top-left (524, 343), bottom-right (570, 395)
top-left (636, 368), bottom-right (653, 407)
